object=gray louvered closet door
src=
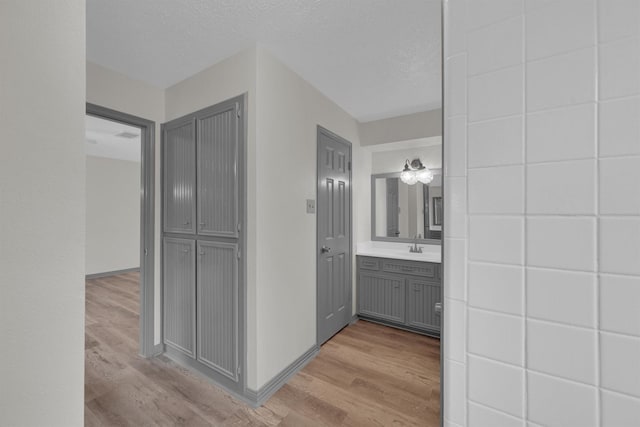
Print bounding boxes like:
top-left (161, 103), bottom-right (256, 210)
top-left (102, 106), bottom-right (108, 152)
top-left (163, 119), bottom-right (196, 234)
top-left (197, 241), bottom-right (238, 381)
top-left (162, 95), bottom-right (244, 394)
top-left (163, 238), bottom-right (196, 357)
top-left (197, 104), bottom-right (239, 237)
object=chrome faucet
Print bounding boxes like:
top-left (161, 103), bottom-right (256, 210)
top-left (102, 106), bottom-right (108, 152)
top-left (409, 234), bottom-right (423, 253)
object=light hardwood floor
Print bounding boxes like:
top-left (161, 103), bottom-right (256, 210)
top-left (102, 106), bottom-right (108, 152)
top-left (85, 272), bottom-right (440, 426)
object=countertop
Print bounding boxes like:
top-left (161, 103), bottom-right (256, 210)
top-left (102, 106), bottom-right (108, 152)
top-left (356, 241), bottom-right (441, 263)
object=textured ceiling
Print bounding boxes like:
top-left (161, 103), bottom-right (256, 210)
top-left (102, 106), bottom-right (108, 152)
top-left (87, 0), bottom-right (441, 122)
top-left (86, 115), bottom-right (141, 162)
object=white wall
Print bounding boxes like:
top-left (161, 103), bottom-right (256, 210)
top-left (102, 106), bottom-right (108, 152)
top-left (443, 1), bottom-right (640, 426)
top-left (0, 1), bottom-right (85, 425)
top-left (87, 61), bottom-right (165, 345)
top-left (359, 109), bottom-right (442, 146)
top-left (372, 145), bottom-right (442, 173)
top-left (85, 156), bottom-right (141, 275)
top-left (254, 46), bottom-right (370, 389)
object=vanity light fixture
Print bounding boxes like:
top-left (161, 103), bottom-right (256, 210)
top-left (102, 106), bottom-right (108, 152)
top-left (400, 158), bottom-right (434, 185)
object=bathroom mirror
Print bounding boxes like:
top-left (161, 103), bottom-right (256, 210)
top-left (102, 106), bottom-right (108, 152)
top-left (371, 170), bottom-right (442, 243)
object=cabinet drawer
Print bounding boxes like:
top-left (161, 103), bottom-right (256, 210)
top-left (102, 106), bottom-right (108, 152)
top-left (381, 260), bottom-right (438, 278)
top-left (358, 256), bottom-right (381, 271)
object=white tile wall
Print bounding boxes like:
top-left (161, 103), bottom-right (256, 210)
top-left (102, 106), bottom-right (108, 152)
top-left (468, 356), bottom-right (524, 417)
top-left (599, 97), bottom-right (640, 157)
top-left (468, 116), bottom-right (523, 168)
top-left (468, 262), bottom-right (523, 315)
top-left (468, 65), bottom-right (523, 122)
top-left (466, 0), bottom-right (523, 31)
top-left (526, 103), bottom-right (596, 163)
top-left (527, 217), bottom-right (596, 271)
top-left (445, 116), bottom-right (468, 177)
top-left (444, 0), bottom-right (640, 425)
top-left (469, 216), bottom-right (524, 265)
top-left (447, 54), bottom-right (467, 117)
top-left (600, 274), bottom-right (640, 336)
top-left (525, 0), bottom-right (596, 61)
top-left (527, 320), bottom-right (597, 384)
top-left (598, 0), bottom-right (640, 43)
top-left (445, 359), bottom-right (467, 426)
top-left (446, 298), bottom-right (467, 363)
top-left (468, 402), bottom-right (524, 427)
top-left (527, 372), bottom-right (598, 427)
top-left (526, 160), bottom-right (596, 214)
top-left (469, 166), bottom-right (524, 214)
top-left (601, 332), bottom-right (640, 397)
top-left (527, 268), bottom-right (596, 327)
top-left (600, 217), bottom-right (640, 275)
top-left (445, 238), bottom-right (467, 301)
top-left (526, 47), bottom-right (596, 112)
top-left (599, 37), bottom-right (640, 100)
top-left (467, 16), bottom-right (523, 76)
top-left (601, 391), bottom-right (640, 427)
top-left (468, 308), bottom-right (523, 365)
top-left (599, 157), bottom-right (640, 214)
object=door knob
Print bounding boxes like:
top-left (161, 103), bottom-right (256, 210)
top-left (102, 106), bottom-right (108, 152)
top-left (321, 246), bottom-right (331, 253)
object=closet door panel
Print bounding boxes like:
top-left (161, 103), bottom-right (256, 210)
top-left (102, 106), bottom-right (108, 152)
top-left (196, 240), bottom-right (238, 381)
top-left (163, 120), bottom-right (196, 234)
top-left (163, 237), bottom-right (196, 357)
top-left (197, 103), bottom-right (239, 237)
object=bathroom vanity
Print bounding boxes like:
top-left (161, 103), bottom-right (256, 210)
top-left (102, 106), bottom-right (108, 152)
top-left (358, 168), bottom-right (443, 337)
top-left (356, 242), bottom-right (442, 337)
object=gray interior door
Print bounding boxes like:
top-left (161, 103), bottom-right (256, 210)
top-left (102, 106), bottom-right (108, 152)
top-left (163, 119), bottom-right (196, 234)
top-left (386, 178), bottom-right (399, 237)
top-left (317, 127), bottom-right (352, 346)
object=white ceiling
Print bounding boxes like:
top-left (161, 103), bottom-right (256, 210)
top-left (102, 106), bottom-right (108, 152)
top-left (87, 0), bottom-right (442, 122)
top-left (85, 115), bottom-right (141, 162)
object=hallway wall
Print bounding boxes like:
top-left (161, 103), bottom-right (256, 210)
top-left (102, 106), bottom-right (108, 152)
top-left (0, 1), bottom-right (86, 424)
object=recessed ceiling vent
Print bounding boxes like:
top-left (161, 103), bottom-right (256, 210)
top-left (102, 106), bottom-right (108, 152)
top-left (115, 131), bottom-right (139, 139)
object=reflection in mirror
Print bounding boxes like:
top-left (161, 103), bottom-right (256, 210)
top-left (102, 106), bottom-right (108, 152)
top-left (372, 172), bottom-right (442, 242)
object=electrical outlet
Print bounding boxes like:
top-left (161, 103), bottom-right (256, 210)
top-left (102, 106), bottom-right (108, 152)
top-left (306, 199), bottom-right (316, 214)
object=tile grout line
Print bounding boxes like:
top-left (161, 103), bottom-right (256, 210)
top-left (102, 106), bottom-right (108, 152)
top-left (521, 2), bottom-right (529, 424)
top-left (595, 1), bottom-right (603, 425)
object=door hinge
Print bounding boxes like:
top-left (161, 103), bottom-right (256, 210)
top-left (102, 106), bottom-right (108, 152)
top-left (237, 223), bottom-right (241, 233)
top-left (348, 161), bottom-right (352, 171)
top-left (237, 250), bottom-right (241, 260)
top-left (144, 248), bottom-right (148, 256)
top-left (236, 106), bottom-right (241, 118)
top-left (237, 365), bottom-right (241, 375)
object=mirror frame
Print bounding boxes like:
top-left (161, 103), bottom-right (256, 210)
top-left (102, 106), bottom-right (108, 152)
top-left (370, 170), bottom-right (442, 245)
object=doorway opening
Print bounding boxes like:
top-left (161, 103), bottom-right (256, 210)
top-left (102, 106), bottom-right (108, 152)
top-left (84, 104), bottom-right (156, 357)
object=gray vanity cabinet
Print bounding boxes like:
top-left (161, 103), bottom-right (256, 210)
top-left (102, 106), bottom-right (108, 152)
top-left (163, 237), bottom-right (196, 357)
top-left (357, 255), bottom-right (441, 336)
top-left (163, 119), bottom-right (196, 234)
top-left (407, 279), bottom-right (441, 331)
top-left (358, 273), bottom-right (406, 323)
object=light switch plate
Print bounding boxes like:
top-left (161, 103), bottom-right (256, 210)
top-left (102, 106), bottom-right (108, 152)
top-left (306, 199), bottom-right (316, 214)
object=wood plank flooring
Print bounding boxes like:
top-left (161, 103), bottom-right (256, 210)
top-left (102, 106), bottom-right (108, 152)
top-left (85, 272), bottom-right (440, 426)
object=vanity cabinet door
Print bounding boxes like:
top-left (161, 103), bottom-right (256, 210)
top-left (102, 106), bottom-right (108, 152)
top-left (358, 272), bottom-right (406, 323)
top-left (407, 279), bottom-right (441, 332)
